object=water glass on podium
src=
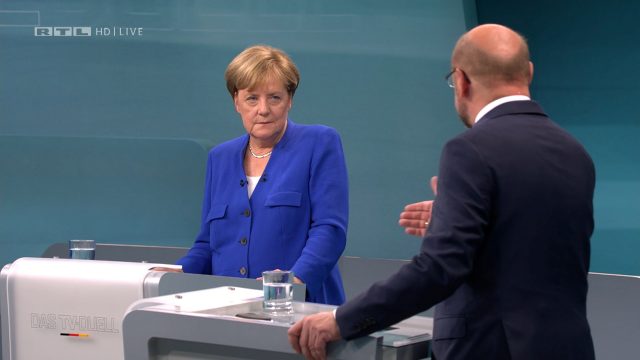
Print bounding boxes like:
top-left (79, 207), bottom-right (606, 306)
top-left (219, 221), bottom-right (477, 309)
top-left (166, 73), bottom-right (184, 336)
top-left (69, 239), bottom-right (96, 260)
top-left (262, 270), bottom-right (294, 315)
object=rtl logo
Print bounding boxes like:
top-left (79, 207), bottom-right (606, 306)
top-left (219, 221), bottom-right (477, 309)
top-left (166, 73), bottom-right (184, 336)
top-left (34, 27), bottom-right (92, 36)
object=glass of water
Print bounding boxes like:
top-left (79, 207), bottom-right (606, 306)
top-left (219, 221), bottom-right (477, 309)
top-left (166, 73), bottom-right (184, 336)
top-left (262, 270), bottom-right (294, 315)
top-left (68, 239), bottom-right (96, 260)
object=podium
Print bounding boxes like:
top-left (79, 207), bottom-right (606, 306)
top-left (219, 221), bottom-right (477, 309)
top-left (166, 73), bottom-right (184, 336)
top-left (0, 257), bottom-right (307, 360)
top-left (123, 287), bottom-right (432, 360)
top-left (1, 255), bottom-right (431, 360)
top-left (0, 257), bottom-right (175, 360)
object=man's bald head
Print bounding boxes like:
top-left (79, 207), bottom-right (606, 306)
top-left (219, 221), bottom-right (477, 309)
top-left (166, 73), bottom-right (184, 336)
top-left (452, 24), bottom-right (531, 89)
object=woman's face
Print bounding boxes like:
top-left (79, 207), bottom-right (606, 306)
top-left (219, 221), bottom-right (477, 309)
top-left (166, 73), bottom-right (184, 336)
top-left (234, 79), bottom-right (292, 145)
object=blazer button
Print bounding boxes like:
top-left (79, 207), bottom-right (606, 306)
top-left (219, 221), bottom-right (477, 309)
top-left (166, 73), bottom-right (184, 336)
top-left (240, 237), bottom-right (248, 245)
top-left (240, 179), bottom-right (245, 187)
top-left (243, 209), bottom-right (251, 217)
top-left (239, 267), bottom-right (247, 276)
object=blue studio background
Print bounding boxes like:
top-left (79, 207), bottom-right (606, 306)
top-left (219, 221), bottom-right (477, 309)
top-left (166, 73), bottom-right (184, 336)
top-left (1, 0), bottom-right (638, 275)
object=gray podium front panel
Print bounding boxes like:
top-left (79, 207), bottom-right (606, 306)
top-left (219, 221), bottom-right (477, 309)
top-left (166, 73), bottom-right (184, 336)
top-left (123, 300), bottom-right (383, 360)
top-left (587, 273), bottom-right (640, 359)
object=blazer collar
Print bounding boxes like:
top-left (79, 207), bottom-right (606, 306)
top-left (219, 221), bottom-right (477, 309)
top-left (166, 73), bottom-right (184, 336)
top-left (237, 119), bottom-right (296, 155)
top-left (480, 100), bottom-right (547, 122)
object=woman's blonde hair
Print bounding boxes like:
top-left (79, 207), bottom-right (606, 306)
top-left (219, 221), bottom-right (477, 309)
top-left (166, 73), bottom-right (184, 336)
top-left (224, 45), bottom-right (300, 98)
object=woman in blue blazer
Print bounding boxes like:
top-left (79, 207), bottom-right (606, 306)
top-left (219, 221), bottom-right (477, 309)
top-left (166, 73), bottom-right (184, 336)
top-left (175, 45), bottom-right (348, 305)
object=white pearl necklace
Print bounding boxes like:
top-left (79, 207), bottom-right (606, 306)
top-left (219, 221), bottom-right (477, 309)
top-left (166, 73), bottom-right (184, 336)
top-left (249, 144), bottom-right (272, 159)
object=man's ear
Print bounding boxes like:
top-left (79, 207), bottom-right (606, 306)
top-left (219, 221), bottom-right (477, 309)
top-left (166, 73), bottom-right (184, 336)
top-left (455, 71), bottom-right (470, 99)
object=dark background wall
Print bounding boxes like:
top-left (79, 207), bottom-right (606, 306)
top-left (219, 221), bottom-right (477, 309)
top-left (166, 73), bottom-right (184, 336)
top-left (475, 0), bottom-right (640, 275)
top-left (1, 0), bottom-right (638, 275)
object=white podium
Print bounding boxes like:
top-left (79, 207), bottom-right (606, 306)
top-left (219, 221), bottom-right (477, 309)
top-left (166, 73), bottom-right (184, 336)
top-left (0, 257), bottom-right (177, 360)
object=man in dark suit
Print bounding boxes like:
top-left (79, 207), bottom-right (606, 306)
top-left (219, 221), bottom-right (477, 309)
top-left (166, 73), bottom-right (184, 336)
top-left (288, 23), bottom-right (596, 360)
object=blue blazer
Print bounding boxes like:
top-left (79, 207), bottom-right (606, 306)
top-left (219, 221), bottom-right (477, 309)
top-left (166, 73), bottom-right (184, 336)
top-left (177, 120), bottom-right (348, 305)
top-left (337, 101), bottom-right (596, 359)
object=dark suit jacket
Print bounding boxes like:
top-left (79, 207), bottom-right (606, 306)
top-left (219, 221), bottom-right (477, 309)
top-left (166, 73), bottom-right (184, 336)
top-left (336, 101), bottom-right (596, 359)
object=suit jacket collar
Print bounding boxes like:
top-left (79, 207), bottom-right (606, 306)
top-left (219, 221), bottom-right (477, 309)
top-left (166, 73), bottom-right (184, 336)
top-left (480, 100), bottom-right (547, 123)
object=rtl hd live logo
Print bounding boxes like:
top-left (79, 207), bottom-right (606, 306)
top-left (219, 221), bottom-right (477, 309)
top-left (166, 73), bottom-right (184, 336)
top-left (34, 26), bottom-right (143, 37)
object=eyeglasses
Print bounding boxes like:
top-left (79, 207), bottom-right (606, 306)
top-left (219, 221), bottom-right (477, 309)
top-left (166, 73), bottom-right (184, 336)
top-left (445, 68), bottom-right (470, 89)
top-left (445, 68), bottom-right (457, 88)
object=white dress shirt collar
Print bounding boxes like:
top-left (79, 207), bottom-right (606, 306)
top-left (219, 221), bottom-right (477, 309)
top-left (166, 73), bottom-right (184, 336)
top-left (474, 95), bottom-right (531, 124)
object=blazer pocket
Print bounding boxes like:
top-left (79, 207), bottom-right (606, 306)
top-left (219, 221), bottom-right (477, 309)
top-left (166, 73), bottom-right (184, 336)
top-left (206, 204), bottom-right (227, 222)
top-left (433, 316), bottom-right (466, 340)
top-left (265, 191), bottom-right (302, 207)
